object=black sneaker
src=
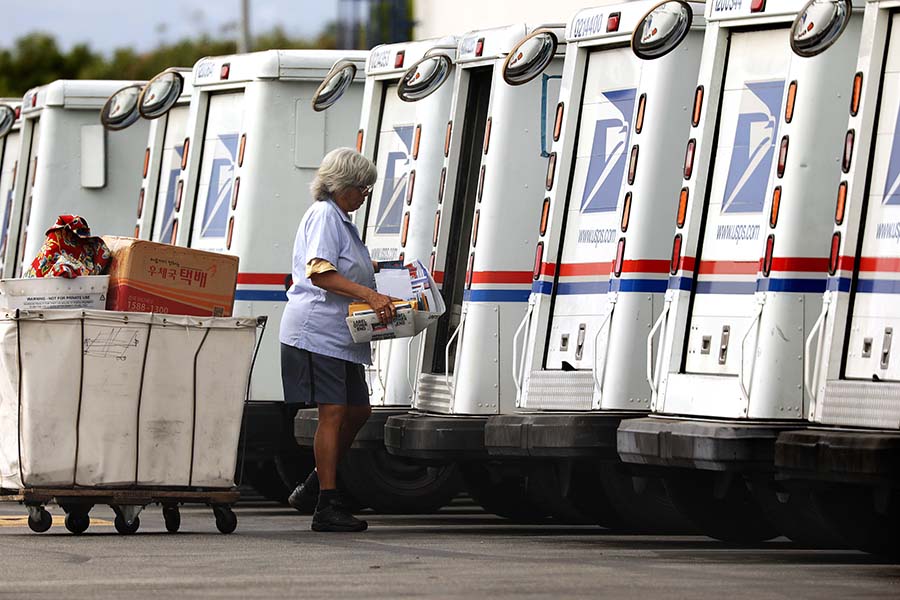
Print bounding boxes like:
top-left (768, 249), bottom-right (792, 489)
top-left (312, 504), bottom-right (368, 532)
top-left (287, 483), bottom-right (318, 513)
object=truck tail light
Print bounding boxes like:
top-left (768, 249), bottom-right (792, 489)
top-left (835, 181), bottom-right (847, 225)
top-left (220, 63), bottom-right (230, 79)
top-left (395, 50), bottom-right (405, 69)
top-left (620, 192), bottom-right (632, 232)
top-left (627, 145), bottom-right (639, 185)
top-left (692, 86), bottom-right (703, 127)
top-left (751, 0), bottom-right (766, 12)
top-left (540, 197), bottom-right (551, 235)
top-left (842, 129), bottom-right (855, 173)
top-left (829, 232), bottom-right (841, 275)
top-left (785, 81), bottom-right (798, 123)
top-left (777, 136), bottom-right (789, 178)
top-left (769, 186), bottom-right (781, 228)
top-left (851, 72), bottom-right (863, 116)
top-left (231, 177), bottom-right (240, 210)
top-left (532, 242), bottom-right (544, 281)
top-left (175, 179), bottom-right (183, 211)
top-left (553, 102), bottom-right (564, 141)
top-left (607, 12), bottom-right (620, 32)
top-left (683, 139), bottom-right (696, 180)
top-left (181, 138), bottom-right (190, 170)
top-left (432, 210), bottom-right (441, 246)
top-left (762, 234), bottom-right (775, 276)
top-left (670, 234), bottom-right (683, 275)
top-left (444, 121), bottom-right (452, 157)
top-left (636, 94), bottom-right (646, 134)
top-left (401, 212), bottom-right (410, 247)
top-left (475, 38), bottom-right (485, 57)
top-left (406, 170), bottom-right (416, 205)
top-left (545, 152), bottom-right (557, 190)
top-left (677, 188), bottom-right (689, 228)
top-left (614, 238), bottom-right (625, 277)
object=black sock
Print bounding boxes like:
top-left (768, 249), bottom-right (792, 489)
top-left (317, 488), bottom-right (339, 510)
top-left (303, 469), bottom-right (319, 492)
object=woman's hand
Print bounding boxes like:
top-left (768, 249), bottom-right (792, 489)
top-left (365, 290), bottom-right (399, 324)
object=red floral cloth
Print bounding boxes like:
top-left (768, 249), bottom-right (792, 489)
top-left (25, 215), bottom-right (111, 278)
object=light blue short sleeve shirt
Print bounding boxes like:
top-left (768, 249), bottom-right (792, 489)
top-left (279, 199), bottom-right (375, 365)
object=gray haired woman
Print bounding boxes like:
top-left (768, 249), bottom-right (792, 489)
top-left (280, 148), bottom-right (396, 532)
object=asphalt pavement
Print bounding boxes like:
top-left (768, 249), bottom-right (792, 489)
top-left (0, 499), bottom-right (897, 599)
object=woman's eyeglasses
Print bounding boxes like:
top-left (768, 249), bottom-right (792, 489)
top-left (359, 184), bottom-right (374, 196)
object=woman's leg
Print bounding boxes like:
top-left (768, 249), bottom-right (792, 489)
top-left (314, 403), bottom-right (347, 490)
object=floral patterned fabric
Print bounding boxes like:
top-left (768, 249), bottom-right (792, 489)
top-left (25, 215), bottom-right (111, 278)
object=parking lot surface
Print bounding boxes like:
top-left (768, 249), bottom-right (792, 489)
top-left (0, 499), bottom-right (897, 599)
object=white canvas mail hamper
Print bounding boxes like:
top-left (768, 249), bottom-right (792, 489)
top-left (0, 309), bottom-right (259, 490)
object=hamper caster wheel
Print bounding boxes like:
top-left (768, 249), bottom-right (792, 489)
top-left (213, 505), bottom-right (237, 534)
top-left (162, 505), bottom-right (181, 533)
top-left (114, 514), bottom-right (140, 535)
top-left (64, 511), bottom-right (90, 535)
top-left (27, 506), bottom-right (52, 533)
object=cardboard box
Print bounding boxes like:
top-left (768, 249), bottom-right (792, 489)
top-left (103, 237), bottom-right (239, 316)
top-left (0, 275), bottom-right (109, 310)
top-left (345, 261), bottom-right (445, 343)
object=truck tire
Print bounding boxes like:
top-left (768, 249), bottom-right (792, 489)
top-left (459, 462), bottom-right (549, 523)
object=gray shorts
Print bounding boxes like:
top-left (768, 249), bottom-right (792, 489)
top-left (281, 344), bottom-right (370, 406)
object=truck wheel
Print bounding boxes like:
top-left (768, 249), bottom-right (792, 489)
top-left (525, 460), bottom-right (619, 526)
top-left (812, 483), bottom-right (899, 556)
top-left (459, 462), bottom-right (549, 523)
top-left (339, 447), bottom-right (462, 514)
top-left (663, 470), bottom-right (779, 542)
top-left (598, 463), bottom-right (698, 534)
top-left (749, 476), bottom-right (846, 548)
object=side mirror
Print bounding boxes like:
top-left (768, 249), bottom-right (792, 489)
top-left (139, 70), bottom-right (186, 119)
top-left (312, 60), bottom-right (358, 112)
top-left (503, 30), bottom-right (559, 86)
top-left (100, 84), bottom-right (143, 131)
top-left (398, 54), bottom-right (454, 102)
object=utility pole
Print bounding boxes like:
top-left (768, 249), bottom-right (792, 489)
top-left (238, 0), bottom-right (251, 53)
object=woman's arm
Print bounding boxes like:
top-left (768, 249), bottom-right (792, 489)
top-left (310, 270), bottom-right (398, 324)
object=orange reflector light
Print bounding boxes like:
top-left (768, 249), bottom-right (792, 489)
top-left (175, 179), bottom-right (183, 211)
top-left (478, 165), bottom-right (486, 201)
top-left (769, 186), bottom-right (781, 229)
top-left (356, 129), bottom-right (364, 152)
top-left (407, 170), bottom-right (416, 205)
top-left (670, 234), bottom-right (683, 275)
top-left (395, 51), bottom-right (405, 69)
top-left (614, 238), bottom-right (626, 277)
top-left (692, 86), bottom-right (704, 127)
top-left (636, 94), bottom-right (646, 135)
top-left (444, 121), bottom-right (452, 157)
top-left (532, 242), bottom-right (544, 281)
top-left (621, 192), bottom-right (632, 233)
top-left (472, 209), bottom-right (480, 247)
top-left (134, 225), bottom-right (141, 238)
top-left (142, 147), bottom-right (150, 178)
top-left (540, 197), bottom-right (551, 236)
top-left (785, 81), bottom-right (798, 123)
top-left (401, 212), bottom-right (410, 247)
top-left (829, 232), bottom-right (841, 275)
top-left (545, 152), bottom-right (557, 191)
top-left (842, 129), bottom-right (855, 173)
top-left (232, 176), bottom-right (240, 210)
top-left (429, 251), bottom-right (436, 274)
top-left (835, 181), bottom-right (847, 225)
top-left (777, 136), bottom-right (789, 178)
top-left (181, 138), bottom-right (190, 170)
top-left (851, 72), bottom-right (863, 116)
top-left (170, 219), bottom-right (178, 245)
top-left (432, 210), bottom-right (441, 246)
top-left (628, 145), bottom-right (639, 185)
top-left (763, 234), bottom-right (775, 276)
top-left (553, 102), bottom-right (564, 142)
top-left (438, 167), bottom-right (447, 204)
top-left (220, 63), bottom-right (230, 80)
top-left (483, 117), bottom-right (492, 155)
top-left (413, 125), bottom-right (421, 160)
top-left (683, 139), bottom-right (696, 180)
top-left (238, 133), bottom-right (247, 167)
top-left (226, 216), bottom-right (234, 249)
top-left (676, 188), bottom-right (689, 228)
top-left (466, 253), bottom-right (475, 288)
top-left (137, 188), bottom-right (145, 218)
